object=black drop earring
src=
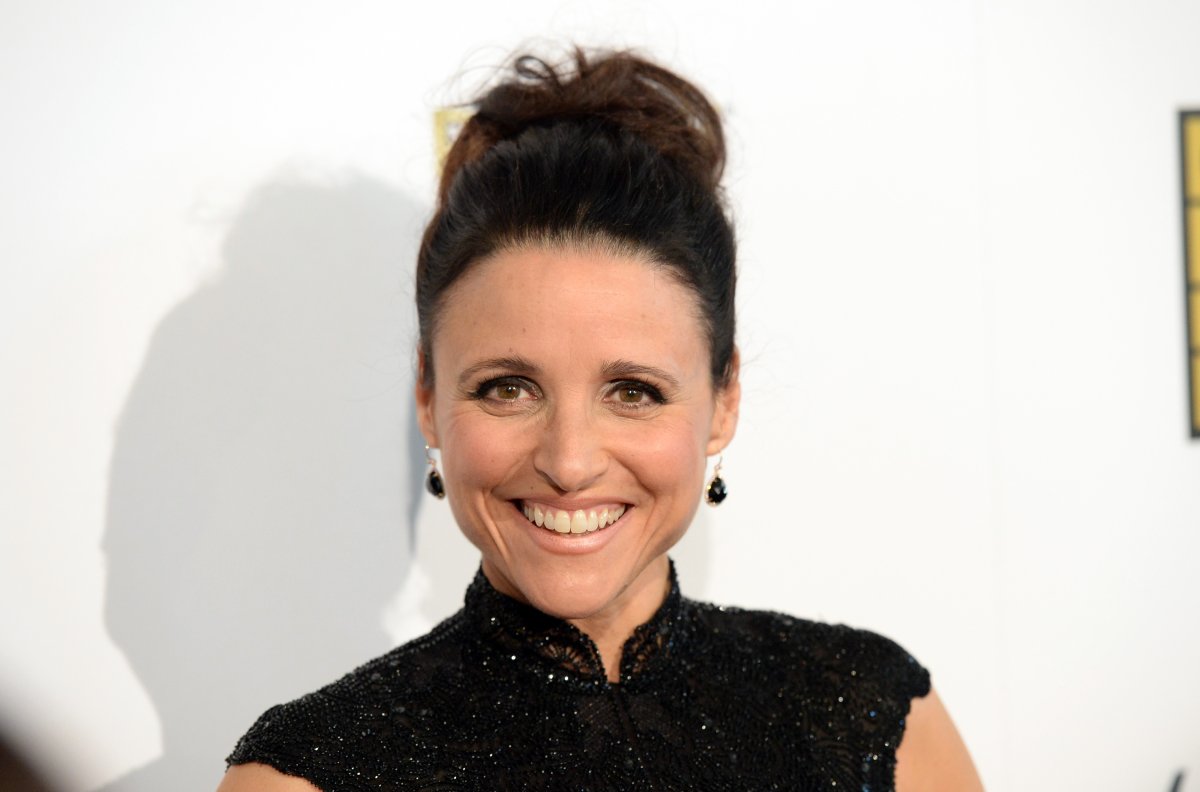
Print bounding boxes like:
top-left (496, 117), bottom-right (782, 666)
top-left (425, 445), bottom-right (445, 499)
top-left (705, 456), bottom-right (727, 506)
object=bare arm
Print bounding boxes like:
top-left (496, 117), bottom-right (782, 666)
top-left (216, 763), bottom-right (322, 792)
top-left (894, 688), bottom-right (984, 792)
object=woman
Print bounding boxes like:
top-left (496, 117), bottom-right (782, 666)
top-left (219, 48), bottom-right (983, 791)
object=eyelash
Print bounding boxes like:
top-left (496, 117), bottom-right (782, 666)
top-left (470, 377), bottom-right (538, 403)
top-left (609, 380), bottom-right (666, 407)
top-left (469, 377), bottom-right (667, 409)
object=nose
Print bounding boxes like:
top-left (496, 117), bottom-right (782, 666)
top-left (531, 399), bottom-right (608, 493)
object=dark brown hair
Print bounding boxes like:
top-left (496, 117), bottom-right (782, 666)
top-left (416, 47), bottom-right (737, 386)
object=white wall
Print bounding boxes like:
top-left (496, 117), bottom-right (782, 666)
top-left (1, 2), bottom-right (1197, 790)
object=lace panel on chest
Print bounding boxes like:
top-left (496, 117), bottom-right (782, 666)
top-left (462, 563), bottom-right (684, 684)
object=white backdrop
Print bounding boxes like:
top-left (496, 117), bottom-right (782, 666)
top-left (2, 2), bottom-right (1198, 790)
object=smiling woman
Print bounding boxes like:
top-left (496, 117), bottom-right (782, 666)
top-left (218, 47), bottom-right (982, 792)
top-left (423, 245), bottom-right (736, 675)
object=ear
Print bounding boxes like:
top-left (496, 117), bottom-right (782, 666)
top-left (415, 348), bottom-right (439, 448)
top-left (705, 347), bottom-right (741, 456)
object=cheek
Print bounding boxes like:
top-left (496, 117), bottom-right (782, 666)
top-left (435, 411), bottom-right (532, 551)
top-left (437, 407), bottom-right (534, 491)
top-left (620, 415), bottom-right (709, 496)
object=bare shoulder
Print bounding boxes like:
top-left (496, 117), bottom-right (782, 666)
top-left (894, 687), bottom-right (984, 792)
top-left (216, 763), bottom-right (323, 792)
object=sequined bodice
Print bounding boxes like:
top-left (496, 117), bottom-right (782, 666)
top-left (228, 565), bottom-right (929, 791)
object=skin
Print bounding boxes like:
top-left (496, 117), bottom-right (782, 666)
top-left (896, 689), bottom-right (986, 790)
top-left (218, 242), bottom-right (983, 791)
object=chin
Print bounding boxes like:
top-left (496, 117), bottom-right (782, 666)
top-left (517, 561), bottom-right (635, 620)
top-left (469, 498), bottom-right (681, 623)
top-left (511, 548), bottom-right (674, 626)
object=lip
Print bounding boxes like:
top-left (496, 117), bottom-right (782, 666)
top-left (515, 497), bottom-right (630, 512)
top-left (509, 499), bottom-right (631, 556)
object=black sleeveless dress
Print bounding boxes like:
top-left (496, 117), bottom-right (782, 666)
top-left (227, 565), bottom-right (929, 791)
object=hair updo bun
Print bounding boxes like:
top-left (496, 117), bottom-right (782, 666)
top-left (417, 47), bottom-right (737, 388)
top-left (437, 49), bottom-right (726, 203)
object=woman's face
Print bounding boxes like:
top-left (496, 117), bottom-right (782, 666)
top-left (417, 244), bottom-right (738, 624)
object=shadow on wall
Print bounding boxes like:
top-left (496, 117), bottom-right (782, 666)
top-left (1, 728), bottom-right (59, 792)
top-left (97, 173), bottom-right (429, 791)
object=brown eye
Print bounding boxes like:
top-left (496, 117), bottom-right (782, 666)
top-left (605, 380), bottom-right (665, 409)
top-left (475, 378), bottom-right (536, 405)
top-left (618, 387), bottom-right (645, 404)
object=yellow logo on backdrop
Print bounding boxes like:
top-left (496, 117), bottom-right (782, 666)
top-left (1183, 112), bottom-right (1200, 437)
top-left (434, 107), bottom-right (476, 171)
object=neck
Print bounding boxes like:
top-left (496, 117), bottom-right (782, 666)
top-left (567, 557), bottom-right (671, 683)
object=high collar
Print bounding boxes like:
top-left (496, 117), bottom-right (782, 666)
top-left (462, 560), bottom-right (687, 688)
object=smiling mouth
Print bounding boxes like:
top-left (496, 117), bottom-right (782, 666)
top-left (516, 501), bottom-right (628, 534)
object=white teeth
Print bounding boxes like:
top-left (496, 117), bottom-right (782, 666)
top-left (521, 503), bottom-right (627, 534)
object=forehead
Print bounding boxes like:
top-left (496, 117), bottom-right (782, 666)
top-left (433, 244), bottom-right (709, 376)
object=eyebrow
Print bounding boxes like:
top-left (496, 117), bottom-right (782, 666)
top-left (455, 356), bottom-right (682, 390)
top-left (601, 359), bottom-right (681, 390)
top-left (456, 356), bottom-right (542, 387)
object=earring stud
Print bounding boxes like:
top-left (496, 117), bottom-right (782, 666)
top-left (425, 445), bottom-right (445, 499)
top-left (705, 456), bottom-right (727, 506)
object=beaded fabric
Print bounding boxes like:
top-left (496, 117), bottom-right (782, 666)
top-left (227, 564), bottom-right (929, 791)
